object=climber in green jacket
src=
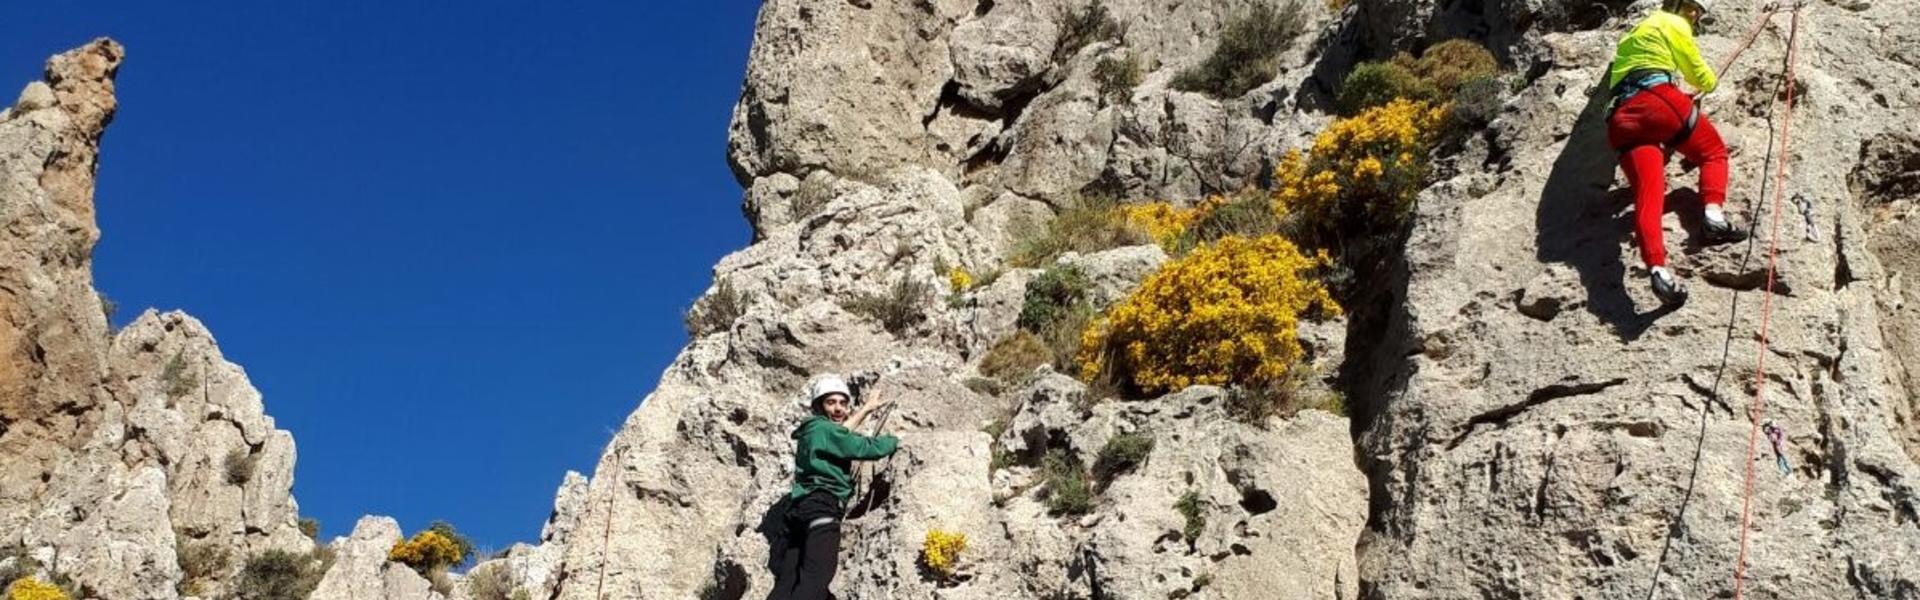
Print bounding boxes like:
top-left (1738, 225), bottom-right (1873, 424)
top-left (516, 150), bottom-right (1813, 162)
top-left (769, 374), bottom-right (899, 600)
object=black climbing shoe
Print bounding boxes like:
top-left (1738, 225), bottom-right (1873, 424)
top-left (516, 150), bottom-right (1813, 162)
top-left (1703, 213), bottom-right (1748, 244)
top-left (1651, 269), bottom-right (1689, 306)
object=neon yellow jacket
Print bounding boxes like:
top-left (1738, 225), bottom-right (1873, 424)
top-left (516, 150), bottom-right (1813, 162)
top-left (1608, 10), bottom-right (1717, 93)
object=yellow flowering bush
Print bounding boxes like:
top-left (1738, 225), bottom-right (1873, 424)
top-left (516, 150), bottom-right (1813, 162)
top-left (947, 267), bottom-right (975, 292)
top-left (1078, 235), bottom-right (1339, 395)
top-left (388, 530), bottom-right (463, 574)
top-left (920, 529), bottom-right (969, 580)
top-left (1275, 98), bottom-right (1448, 236)
top-left (5, 578), bottom-right (68, 600)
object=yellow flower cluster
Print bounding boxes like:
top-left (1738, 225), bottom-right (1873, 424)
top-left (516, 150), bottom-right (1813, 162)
top-left (1275, 98), bottom-right (1448, 228)
top-left (1120, 196), bottom-right (1230, 249)
top-left (1078, 235), bottom-right (1339, 394)
top-left (5, 578), bottom-right (67, 600)
top-left (948, 267), bottom-right (975, 292)
top-left (921, 529), bottom-right (968, 580)
top-left (388, 530), bottom-right (462, 573)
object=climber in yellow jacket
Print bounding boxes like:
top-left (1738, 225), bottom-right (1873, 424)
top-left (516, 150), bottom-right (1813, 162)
top-left (1606, 0), bottom-right (1746, 306)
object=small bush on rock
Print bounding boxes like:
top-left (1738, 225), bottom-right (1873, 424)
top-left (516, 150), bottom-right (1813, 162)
top-left (234, 549), bottom-right (326, 600)
top-left (389, 530), bottom-right (463, 575)
top-left (1172, 1), bottom-right (1306, 97)
top-left (846, 277), bottom-right (931, 335)
top-left (162, 351), bottom-right (195, 399)
top-left (298, 517), bottom-right (320, 541)
top-left (1018, 264), bottom-right (1092, 333)
top-left (980, 330), bottom-right (1051, 386)
top-left (1092, 432), bottom-right (1153, 487)
top-left (1174, 491), bottom-right (1206, 542)
top-left (1043, 449), bottom-right (1094, 516)
top-left (1012, 196), bottom-right (1150, 268)
top-left (225, 448), bottom-right (258, 485)
top-left (1078, 235), bottom-right (1339, 396)
top-left (920, 529), bottom-right (969, 580)
top-left (175, 540), bottom-right (230, 596)
top-left (1093, 52), bottom-right (1142, 105)
top-left (684, 279), bottom-right (747, 337)
top-left (1054, 2), bottom-right (1125, 63)
top-left (1410, 39), bottom-right (1498, 98)
top-left (1336, 61), bottom-right (1434, 115)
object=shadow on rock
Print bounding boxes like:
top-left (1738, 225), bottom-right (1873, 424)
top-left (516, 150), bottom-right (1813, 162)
top-left (1535, 72), bottom-right (1683, 341)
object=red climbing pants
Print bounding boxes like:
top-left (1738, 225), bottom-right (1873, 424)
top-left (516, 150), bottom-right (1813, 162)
top-left (1607, 82), bottom-right (1729, 268)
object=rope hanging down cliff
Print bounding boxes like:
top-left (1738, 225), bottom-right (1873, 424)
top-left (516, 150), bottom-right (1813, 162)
top-left (1639, 2), bottom-right (1801, 598)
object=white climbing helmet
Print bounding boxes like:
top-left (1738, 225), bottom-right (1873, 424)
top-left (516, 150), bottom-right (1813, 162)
top-left (807, 374), bottom-right (852, 408)
top-left (1689, 0), bottom-right (1713, 12)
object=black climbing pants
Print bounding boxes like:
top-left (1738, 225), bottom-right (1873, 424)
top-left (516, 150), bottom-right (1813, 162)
top-left (768, 490), bottom-right (842, 600)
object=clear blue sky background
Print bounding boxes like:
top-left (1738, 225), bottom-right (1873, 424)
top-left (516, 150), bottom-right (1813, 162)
top-left (6, 2), bottom-right (758, 551)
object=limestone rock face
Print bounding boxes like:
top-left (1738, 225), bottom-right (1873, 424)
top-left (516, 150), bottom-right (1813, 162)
top-left (0, 40), bottom-right (314, 599)
top-left (1353, 2), bottom-right (1920, 597)
top-left (310, 517), bottom-right (442, 600)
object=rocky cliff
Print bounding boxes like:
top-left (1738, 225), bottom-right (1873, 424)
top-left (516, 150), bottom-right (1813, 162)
top-left (5, 0), bottom-right (1920, 598)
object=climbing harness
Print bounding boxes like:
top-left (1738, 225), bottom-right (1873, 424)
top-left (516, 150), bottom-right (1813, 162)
top-left (1641, 3), bottom-right (1802, 599)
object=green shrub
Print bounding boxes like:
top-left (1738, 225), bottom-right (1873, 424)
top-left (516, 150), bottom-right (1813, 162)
top-left (1335, 61), bottom-right (1434, 115)
top-left (1221, 370), bottom-right (1342, 424)
top-left (1450, 75), bottom-right (1506, 128)
top-left (161, 351), bottom-right (195, 399)
top-left (1174, 490), bottom-right (1206, 542)
top-left (1018, 265), bottom-right (1092, 333)
top-left (980, 330), bottom-right (1051, 386)
top-left (175, 540), bottom-right (230, 595)
top-left (225, 449), bottom-right (258, 485)
top-left (790, 173), bottom-right (836, 220)
top-left (1411, 39), bottom-right (1498, 97)
top-left (1054, 2), bottom-right (1124, 63)
top-left (1169, 188), bottom-right (1285, 253)
top-left (1092, 432), bottom-right (1153, 486)
top-left (1171, 2), bottom-right (1306, 97)
top-left (845, 277), bottom-right (931, 335)
top-left (1011, 196), bottom-right (1150, 268)
top-left (1093, 52), bottom-right (1142, 105)
top-left (233, 549), bottom-right (326, 600)
top-left (298, 517), bottom-right (320, 541)
top-left (425, 521), bottom-right (477, 568)
top-left (1043, 450), bottom-right (1094, 516)
top-left (684, 279), bottom-right (747, 337)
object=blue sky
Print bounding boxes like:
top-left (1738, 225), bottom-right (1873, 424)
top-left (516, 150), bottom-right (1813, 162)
top-left (6, 2), bottom-right (759, 550)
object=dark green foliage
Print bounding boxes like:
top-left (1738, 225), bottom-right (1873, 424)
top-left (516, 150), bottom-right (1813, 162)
top-left (233, 549), bottom-right (326, 600)
top-left (1093, 52), bottom-right (1143, 105)
top-left (846, 277), bottom-right (931, 335)
top-left (225, 449), bottom-right (258, 485)
top-left (1011, 196), bottom-right (1150, 268)
top-left (1174, 490), bottom-right (1206, 542)
top-left (684, 279), bottom-right (747, 337)
top-left (1018, 265), bottom-right (1091, 333)
top-left (1336, 61), bottom-right (1434, 115)
top-left (426, 520), bottom-right (478, 568)
top-left (1092, 432), bottom-right (1154, 486)
top-left (1054, 2), bottom-right (1124, 63)
top-left (1043, 449), bottom-right (1094, 516)
top-left (1171, 2), bottom-right (1306, 97)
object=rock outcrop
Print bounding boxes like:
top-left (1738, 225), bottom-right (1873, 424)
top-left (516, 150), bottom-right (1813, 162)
top-left (9, 0), bottom-right (1920, 596)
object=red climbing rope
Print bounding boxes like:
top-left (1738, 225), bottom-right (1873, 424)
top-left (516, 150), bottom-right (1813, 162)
top-left (1732, 3), bottom-right (1802, 598)
top-left (1716, 2), bottom-right (1785, 78)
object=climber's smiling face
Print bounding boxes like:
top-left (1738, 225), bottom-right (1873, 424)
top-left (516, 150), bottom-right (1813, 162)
top-left (816, 393), bottom-right (851, 423)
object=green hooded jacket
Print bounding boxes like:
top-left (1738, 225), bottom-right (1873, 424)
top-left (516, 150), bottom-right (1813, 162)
top-left (789, 415), bottom-right (900, 503)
